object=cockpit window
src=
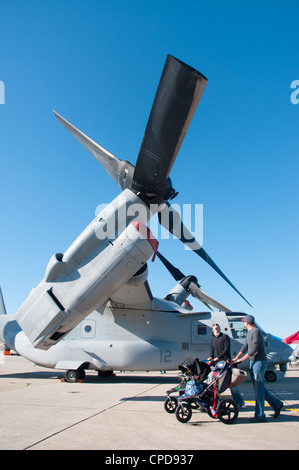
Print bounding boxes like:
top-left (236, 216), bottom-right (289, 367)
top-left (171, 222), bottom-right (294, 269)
top-left (229, 317), bottom-right (266, 339)
top-left (229, 318), bottom-right (247, 339)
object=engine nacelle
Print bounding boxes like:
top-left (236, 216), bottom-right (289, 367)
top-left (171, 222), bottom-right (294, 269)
top-left (164, 276), bottom-right (198, 307)
top-left (16, 221), bottom-right (158, 350)
top-left (44, 253), bottom-right (66, 282)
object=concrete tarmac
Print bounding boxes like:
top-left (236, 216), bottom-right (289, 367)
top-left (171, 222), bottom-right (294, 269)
top-left (0, 354), bottom-right (298, 451)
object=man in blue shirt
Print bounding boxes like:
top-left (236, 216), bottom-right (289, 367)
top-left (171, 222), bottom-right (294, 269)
top-left (233, 315), bottom-right (283, 422)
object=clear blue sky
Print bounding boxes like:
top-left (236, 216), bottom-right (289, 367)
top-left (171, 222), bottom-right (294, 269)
top-left (0, 0), bottom-right (298, 339)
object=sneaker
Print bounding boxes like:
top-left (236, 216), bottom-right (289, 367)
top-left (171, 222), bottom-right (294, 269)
top-left (250, 417), bottom-right (266, 423)
top-left (273, 403), bottom-right (283, 418)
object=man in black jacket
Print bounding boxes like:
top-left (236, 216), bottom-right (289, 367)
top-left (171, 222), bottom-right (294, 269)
top-left (208, 324), bottom-right (245, 409)
top-left (208, 324), bottom-right (231, 362)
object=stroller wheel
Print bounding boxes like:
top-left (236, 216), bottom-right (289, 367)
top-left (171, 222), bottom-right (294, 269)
top-left (175, 402), bottom-right (192, 423)
top-left (217, 398), bottom-right (238, 424)
top-left (164, 396), bottom-right (178, 413)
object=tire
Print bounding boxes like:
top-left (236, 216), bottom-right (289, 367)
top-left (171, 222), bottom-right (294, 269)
top-left (164, 396), bottom-right (178, 413)
top-left (265, 370), bottom-right (277, 382)
top-left (64, 369), bottom-right (79, 383)
top-left (175, 402), bottom-right (192, 423)
top-left (217, 398), bottom-right (238, 424)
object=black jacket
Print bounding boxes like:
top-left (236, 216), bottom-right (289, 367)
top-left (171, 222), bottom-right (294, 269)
top-left (209, 332), bottom-right (231, 361)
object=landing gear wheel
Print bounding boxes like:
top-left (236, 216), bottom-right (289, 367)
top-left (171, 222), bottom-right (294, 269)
top-left (175, 402), bottom-right (192, 423)
top-left (265, 370), bottom-right (277, 382)
top-left (164, 396), bottom-right (178, 413)
top-left (217, 398), bottom-right (238, 424)
top-left (64, 369), bottom-right (79, 383)
top-left (64, 366), bottom-right (85, 383)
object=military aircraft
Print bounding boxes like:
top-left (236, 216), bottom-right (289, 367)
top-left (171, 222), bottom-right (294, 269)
top-left (0, 55), bottom-right (293, 382)
top-left (0, 266), bottom-right (292, 383)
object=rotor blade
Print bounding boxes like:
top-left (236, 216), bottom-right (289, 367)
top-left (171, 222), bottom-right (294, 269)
top-left (189, 282), bottom-right (231, 312)
top-left (157, 251), bottom-right (231, 311)
top-left (156, 251), bottom-right (185, 281)
top-left (53, 110), bottom-right (134, 190)
top-left (132, 55), bottom-right (208, 196)
top-left (159, 203), bottom-right (252, 307)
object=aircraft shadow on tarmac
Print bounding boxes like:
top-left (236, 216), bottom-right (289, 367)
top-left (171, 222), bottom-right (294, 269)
top-left (1, 370), bottom-right (299, 390)
top-left (0, 371), bottom-right (61, 380)
top-left (0, 370), bottom-right (178, 384)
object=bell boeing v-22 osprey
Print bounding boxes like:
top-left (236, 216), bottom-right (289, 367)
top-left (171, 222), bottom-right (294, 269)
top-left (0, 55), bottom-right (293, 382)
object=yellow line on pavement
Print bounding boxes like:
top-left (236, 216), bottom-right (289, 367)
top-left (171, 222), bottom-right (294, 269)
top-left (244, 400), bottom-right (299, 414)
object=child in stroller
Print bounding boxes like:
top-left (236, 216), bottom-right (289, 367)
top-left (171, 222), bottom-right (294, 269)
top-left (174, 359), bottom-right (244, 424)
top-left (164, 357), bottom-right (211, 414)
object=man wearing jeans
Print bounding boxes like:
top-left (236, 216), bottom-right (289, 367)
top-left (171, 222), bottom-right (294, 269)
top-left (208, 323), bottom-right (245, 410)
top-left (233, 314), bottom-right (283, 422)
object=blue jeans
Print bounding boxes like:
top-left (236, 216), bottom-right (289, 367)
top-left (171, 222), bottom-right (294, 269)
top-left (231, 387), bottom-right (245, 409)
top-left (249, 359), bottom-right (282, 419)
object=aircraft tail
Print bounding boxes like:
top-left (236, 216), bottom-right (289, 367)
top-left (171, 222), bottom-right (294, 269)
top-left (53, 110), bottom-right (135, 190)
top-left (0, 287), bottom-right (20, 350)
top-left (0, 287), bottom-right (7, 315)
top-left (0, 287), bottom-right (9, 349)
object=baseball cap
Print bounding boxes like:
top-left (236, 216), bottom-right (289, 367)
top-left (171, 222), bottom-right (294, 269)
top-left (242, 314), bottom-right (255, 323)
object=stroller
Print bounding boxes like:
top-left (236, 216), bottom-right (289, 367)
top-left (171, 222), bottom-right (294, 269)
top-left (175, 360), bottom-right (242, 424)
top-left (164, 357), bottom-right (211, 414)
